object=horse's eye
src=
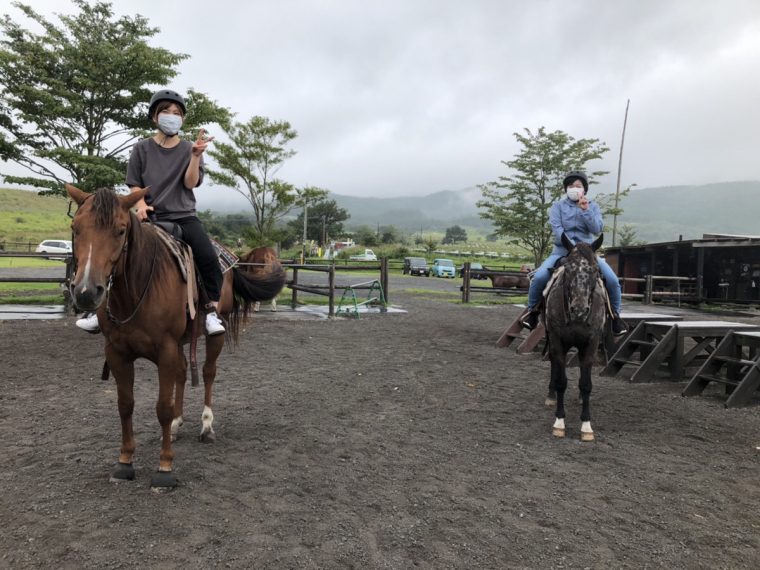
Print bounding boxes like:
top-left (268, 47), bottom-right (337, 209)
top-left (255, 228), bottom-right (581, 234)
top-left (118, 228), bottom-right (126, 237)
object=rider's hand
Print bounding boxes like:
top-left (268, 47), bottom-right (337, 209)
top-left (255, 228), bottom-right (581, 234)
top-left (579, 195), bottom-right (589, 210)
top-left (191, 128), bottom-right (215, 157)
top-left (136, 202), bottom-right (154, 222)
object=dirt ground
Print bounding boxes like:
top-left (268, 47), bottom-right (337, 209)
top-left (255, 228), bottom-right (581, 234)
top-left (2, 288), bottom-right (760, 569)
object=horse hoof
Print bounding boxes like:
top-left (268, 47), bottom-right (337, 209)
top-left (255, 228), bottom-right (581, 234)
top-left (552, 428), bottom-right (566, 438)
top-left (150, 470), bottom-right (177, 491)
top-left (580, 431), bottom-right (595, 442)
top-left (545, 397), bottom-right (556, 407)
top-left (199, 431), bottom-right (216, 444)
top-left (109, 462), bottom-right (135, 483)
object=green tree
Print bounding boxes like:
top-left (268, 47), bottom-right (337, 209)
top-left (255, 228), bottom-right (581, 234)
top-left (380, 225), bottom-right (400, 244)
top-left (477, 127), bottom-right (609, 265)
top-left (617, 224), bottom-right (644, 246)
top-left (288, 198), bottom-right (349, 243)
top-left (353, 225), bottom-right (379, 247)
top-left (595, 183), bottom-right (636, 244)
top-left (442, 225), bottom-right (468, 244)
top-left (423, 237), bottom-right (438, 254)
top-left (0, 1), bottom-right (229, 194)
top-left (207, 115), bottom-right (298, 243)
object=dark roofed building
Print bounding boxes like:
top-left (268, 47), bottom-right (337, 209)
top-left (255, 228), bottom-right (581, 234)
top-left (604, 234), bottom-right (760, 304)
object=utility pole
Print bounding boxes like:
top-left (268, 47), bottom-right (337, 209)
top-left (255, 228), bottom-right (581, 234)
top-left (612, 99), bottom-right (630, 247)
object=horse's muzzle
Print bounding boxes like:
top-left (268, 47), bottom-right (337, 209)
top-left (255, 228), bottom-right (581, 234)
top-left (569, 306), bottom-right (591, 321)
top-left (70, 280), bottom-right (106, 311)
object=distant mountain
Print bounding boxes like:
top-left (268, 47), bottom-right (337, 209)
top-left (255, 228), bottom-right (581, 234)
top-left (330, 180), bottom-right (760, 243)
top-left (605, 180), bottom-right (760, 243)
top-left (331, 187), bottom-right (488, 232)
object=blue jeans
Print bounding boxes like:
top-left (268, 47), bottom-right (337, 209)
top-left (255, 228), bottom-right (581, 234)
top-left (527, 254), bottom-right (622, 314)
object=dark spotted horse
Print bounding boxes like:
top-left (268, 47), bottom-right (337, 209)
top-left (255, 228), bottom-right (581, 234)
top-left (66, 185), bottom-right (286, 489)
top-left (540, 233), bottom-right (608, 442)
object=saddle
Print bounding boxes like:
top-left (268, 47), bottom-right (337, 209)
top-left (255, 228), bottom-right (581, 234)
top-left (541, 264), bottom-right (614, 318)
top-left (149, 222), bottom-right (240, 319)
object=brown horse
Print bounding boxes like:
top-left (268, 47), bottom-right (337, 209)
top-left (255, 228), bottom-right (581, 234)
top-left (239, 246), bottom-right (284, 312)
top-left (66, 185), bottom-right (286, 489)
top-left (486, 264), bottom-right (531, 289)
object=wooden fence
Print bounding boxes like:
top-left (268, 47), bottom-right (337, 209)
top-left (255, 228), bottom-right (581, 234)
top-left (460, 262), bottom-right (530, 303)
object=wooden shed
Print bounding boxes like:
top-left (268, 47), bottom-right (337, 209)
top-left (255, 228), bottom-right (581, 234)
top-left (604, 234), bottom-right (760, 304)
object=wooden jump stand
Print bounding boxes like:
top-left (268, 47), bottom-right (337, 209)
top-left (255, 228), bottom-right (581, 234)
top-left (602, 320), bottom-right (760, 383)
top-left (683, 330), bottom-right (760, 407)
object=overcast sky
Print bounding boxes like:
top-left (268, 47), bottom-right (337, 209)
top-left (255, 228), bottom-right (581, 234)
top-left (4, 0), bottom-right (760, 206)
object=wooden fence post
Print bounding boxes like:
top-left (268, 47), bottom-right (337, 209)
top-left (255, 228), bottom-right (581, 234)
top-left (328, 264), bottom-right (335, 317)
top-left (381, 257), bottom-right (389, 304)
top-left (462, 261), bottom-right (471, 303)
top-left (291, 267), bottom-right (299, 308)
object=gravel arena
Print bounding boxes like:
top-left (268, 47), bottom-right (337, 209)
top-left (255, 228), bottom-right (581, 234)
top-left (2, 285), bottom-right (760, 569)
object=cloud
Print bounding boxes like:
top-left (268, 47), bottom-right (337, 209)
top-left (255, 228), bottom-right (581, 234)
top-left (2, 0), bottom-right (760, 204)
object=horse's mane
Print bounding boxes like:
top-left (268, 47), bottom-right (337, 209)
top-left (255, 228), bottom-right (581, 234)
top-left (91, 187), bottom-right (120, 228)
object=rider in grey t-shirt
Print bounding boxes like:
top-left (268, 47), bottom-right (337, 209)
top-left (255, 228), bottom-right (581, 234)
top-left (126, 138), bottom-right (204, 221)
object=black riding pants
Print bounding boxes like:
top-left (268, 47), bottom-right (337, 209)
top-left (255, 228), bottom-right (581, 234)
top-left (174, 216), bottom-right (222, 303)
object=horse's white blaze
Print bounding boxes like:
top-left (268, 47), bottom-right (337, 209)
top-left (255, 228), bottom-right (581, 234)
top-left (81, 243), bottom-right (93, 292)
top-left (553, 418), bottom-right (565, 430)
top-left (201, 405), bottom-right (214, 434)
top-left (581, 421), bottom-right (593, 433)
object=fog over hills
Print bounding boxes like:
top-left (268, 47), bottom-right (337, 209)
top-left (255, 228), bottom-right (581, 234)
top-left (205, 180), bottom-right (760, 243)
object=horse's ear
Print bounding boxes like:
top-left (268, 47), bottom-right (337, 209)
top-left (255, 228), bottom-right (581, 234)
top-left (591, 233), bottom-right (604, 251)
top-left (65, 184), bottom-right (90, 206)
top-left (561, 232), bottom-right (575, 252)
top-left (121, 187), bottom-right (150, 211)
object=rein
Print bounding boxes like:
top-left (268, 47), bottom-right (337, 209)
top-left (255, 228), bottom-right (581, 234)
top-left (105, 226), bottom-right (159, 326)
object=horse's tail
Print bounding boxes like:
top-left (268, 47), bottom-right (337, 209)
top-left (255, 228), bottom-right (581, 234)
top-left (228, 265), bottom-right (287, 339)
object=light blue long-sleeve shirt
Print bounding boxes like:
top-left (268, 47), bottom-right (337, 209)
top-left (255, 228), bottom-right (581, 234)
top-left (548, 197), bottom-right (604, 256)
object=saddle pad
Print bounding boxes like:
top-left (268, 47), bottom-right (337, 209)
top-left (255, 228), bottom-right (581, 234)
top-left (211, 239), bottom-right (239, 273)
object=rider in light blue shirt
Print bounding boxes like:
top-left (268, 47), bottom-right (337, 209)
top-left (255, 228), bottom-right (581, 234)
top-left (521, 171), bottom-right (627, 336)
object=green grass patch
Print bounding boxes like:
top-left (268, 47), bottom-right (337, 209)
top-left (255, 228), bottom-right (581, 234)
top-left (0, 293), bottom-right (65, 304)
top-left (0, 257), bottom-right (66, 268)
top-left (0, 188), bottom-right (72, 245)
top-left (0, 282), bottom-right (62, 293)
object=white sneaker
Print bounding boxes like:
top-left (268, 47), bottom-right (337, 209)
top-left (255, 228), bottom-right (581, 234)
top-left (205, 311), bottom-right (225, 335)
top-left (76, 312), bottom-right (100, 333)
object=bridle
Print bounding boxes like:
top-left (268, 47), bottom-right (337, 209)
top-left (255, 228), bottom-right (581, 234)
top-left (71, 194), bottom-right (159, 327)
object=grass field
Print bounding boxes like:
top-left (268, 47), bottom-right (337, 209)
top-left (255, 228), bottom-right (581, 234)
top-left (0, 188), bottom-right (72, 247)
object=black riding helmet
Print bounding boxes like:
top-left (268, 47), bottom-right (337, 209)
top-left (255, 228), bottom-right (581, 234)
top-left (148, 89), bottom-right (186, 119)
top-left (563, 170), bottom-right (589, 193)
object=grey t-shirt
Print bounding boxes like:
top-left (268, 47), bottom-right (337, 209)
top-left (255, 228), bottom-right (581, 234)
top-left (126, 138), bottom-right (205, 221)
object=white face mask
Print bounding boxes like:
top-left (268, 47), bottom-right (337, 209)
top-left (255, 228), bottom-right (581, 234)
top-left (157, 113), bottom-right (183, 136)
top-left (566, 187), bottom-right (584, 202)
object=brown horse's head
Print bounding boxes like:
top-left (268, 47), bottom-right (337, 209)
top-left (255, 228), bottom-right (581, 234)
top-left (560, 232), bottom-right (604, 322)
top-left (66, 184), bottom-right (148, 311)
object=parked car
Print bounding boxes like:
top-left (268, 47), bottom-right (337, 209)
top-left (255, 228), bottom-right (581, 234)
top-left (458, 262), bottom-right (488, 279)
top-left (349, 249), bottom-right (377, 261)
top-left (403, 257), bottom-right (430, 276)
top-left (431, 258), bottom-right (456, 278)
top-left (35, 239), bottom-right (72, 259)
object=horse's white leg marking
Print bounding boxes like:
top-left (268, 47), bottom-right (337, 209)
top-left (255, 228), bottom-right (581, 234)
top-left (552, 417), bottom-right (566, 438)
top-left (171, 416), bottom-right (184, 441)
top-left (200, 405), bottom-right (214, 436)
top-left (580, 421), bottom-right (594, 442)
top-left (81, 244), bottom-right (93, 293)
top-left (253, 301), bottom-right (260, 312)
top-left (271, 298), bottom-right (277, 312)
